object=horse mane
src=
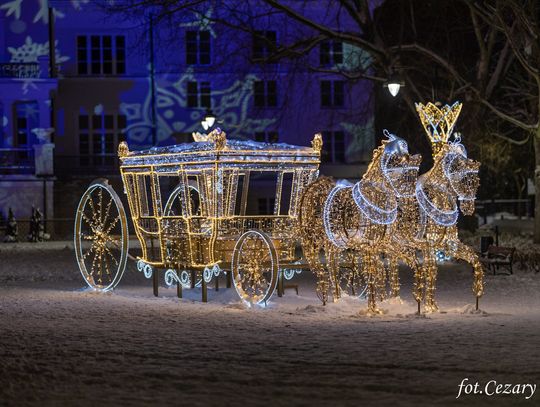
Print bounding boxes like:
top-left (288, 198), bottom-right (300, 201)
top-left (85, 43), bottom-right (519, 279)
top-left (362, 143), bottom-right (386, 182)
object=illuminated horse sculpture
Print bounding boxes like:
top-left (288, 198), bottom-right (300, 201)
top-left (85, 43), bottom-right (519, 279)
top-left (387, 102), bottom-right (483, 312)
top-left (299, 131), bottom-right (421, 312)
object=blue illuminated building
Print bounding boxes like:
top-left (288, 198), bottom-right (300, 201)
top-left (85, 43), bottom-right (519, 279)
top-left (0, 0), bottom-right (374, 232)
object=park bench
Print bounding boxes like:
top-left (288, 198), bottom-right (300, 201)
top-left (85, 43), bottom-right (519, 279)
top-left (480, 245), bottom-right (516, 275)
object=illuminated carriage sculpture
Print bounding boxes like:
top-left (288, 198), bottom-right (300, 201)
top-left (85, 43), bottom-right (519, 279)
top-left (74, 129), bottom-right (321, 305)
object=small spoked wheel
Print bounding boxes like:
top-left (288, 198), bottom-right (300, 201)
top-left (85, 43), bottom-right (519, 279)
top-left (232, 230), bottom-right (278, 305)
top-left (74, 179), bottom-right (129, 291)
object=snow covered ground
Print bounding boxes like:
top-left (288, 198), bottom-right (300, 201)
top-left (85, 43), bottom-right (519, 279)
top-left (1, 241), bottom-right (539, 406)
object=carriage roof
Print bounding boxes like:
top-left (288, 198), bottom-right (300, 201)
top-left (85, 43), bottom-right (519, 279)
top-left (118, 131), bottom-right (322, 170)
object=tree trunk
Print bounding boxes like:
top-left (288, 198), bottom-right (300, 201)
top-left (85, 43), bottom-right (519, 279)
top-left (534, 133), bottom-right (540, 243)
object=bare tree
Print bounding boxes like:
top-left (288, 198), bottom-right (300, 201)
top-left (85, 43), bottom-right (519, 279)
top-left (105, 0), bottom-right (540, 241)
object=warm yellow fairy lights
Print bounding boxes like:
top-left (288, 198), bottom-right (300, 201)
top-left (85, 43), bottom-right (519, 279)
top-left (299, 102), bottom-right (483, 314)
top-left (75, 128), bottom-right (321, 306)
top-left (416, 101), bottom-right (462, 156)
top-left (74, 103), bottom-right (482, 314)
top-left (412, 102), bottom-right (483, 311)
top-left (298, 130), bottom-right (422, 313)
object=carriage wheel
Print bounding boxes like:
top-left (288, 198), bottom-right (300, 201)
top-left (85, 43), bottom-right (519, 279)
top-left (74, 179), bottom-right (129, 291)
top-left (232, 230), bottom-right (278, 305)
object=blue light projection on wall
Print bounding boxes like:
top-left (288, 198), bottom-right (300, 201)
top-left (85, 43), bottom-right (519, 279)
top-left (122, 69), bottom-right (276, 147)
top-left (1, 0), bottom-right (375, 160)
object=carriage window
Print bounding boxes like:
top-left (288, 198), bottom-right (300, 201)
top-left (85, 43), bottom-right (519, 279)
top-left (189, 186), bottom-right (201, 216)
top-left (279, 173), bottom-right (293, 215)
top-left (245, 171), bottom-right (278, 215)
top-left (234, 174), bottom-right (247, 216)
top-left (258, 198), bottom-right (275, 215)
top-left (184, 175), bottom-right (199, 216)
top-left (137, 175), bottom-right (155, 217)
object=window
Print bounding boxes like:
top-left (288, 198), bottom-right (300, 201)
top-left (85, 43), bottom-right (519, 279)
top-left (77, 35), bottom-right (126, 75)
top-left (258, 197), bottom-right (275, 215)
top-left (253, 30), bottom-right (277, 60)
top-left (187, 81), bottom-right (211, 108)
top-left (320, 41), bottom-right (343, 66)
top-left (253, 81), bottom-right (277, 107)
top-left (321, 131), bottom-right (345, 163)
top-left (254, 131), bottom-right (279, 143)
top-left (186, 30), bottom-right (211, 65)
top-left (320, 80), bottom-right (345, 107)
top-left (14, 101), bottom-right (39, 148)
top-left (78, 113), bottom-right (127, 167)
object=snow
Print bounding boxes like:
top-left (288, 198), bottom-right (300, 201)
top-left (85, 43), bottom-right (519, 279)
top-left (127, 138), bottom-right (312, 157)
top-left (1, 241), bottom-right (539, 406)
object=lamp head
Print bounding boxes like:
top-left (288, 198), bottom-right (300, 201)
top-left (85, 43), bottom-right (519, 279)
top-left (384, 72), bottom-right (404, 97)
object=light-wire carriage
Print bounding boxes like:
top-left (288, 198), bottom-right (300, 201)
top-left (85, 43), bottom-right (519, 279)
top-left (74, 129), bottom-right (322, 305)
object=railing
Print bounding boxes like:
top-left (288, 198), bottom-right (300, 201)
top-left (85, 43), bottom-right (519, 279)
top-left (0, 148), bottom-right (35, 174)
top-left (54, 154), bottom-right (120, 177)
top-left (0, 63), bottom-right (40, 78)
top-left (476, 198), bottom-right (534, 223)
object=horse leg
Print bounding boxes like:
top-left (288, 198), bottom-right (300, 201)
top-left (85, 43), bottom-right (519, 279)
top-left (452, 241), bottom-right (484, 310)
top-left (326, 245), bottom-right (341, 301)
top-left (304, 242), bottom-right (329, 305)
top-left (423, 250), bottom-right (439, 313)
top-left (362, 251), bottom-right (383, 315)
top-left (412, 256), bottom-right (424, 314)
top-left (375, 254), bottom-right (387, 302)
top-left (387, 253), bottom-right (400, 298)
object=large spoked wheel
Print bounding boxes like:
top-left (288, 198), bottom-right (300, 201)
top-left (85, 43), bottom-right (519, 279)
top-left (74, 179), bottom-right (129, 291)
top-left (232, 230), bottom-right (278, 306)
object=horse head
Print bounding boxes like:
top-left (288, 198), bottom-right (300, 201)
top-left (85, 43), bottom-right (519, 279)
top-left (443, 140), bottom-right (480, 215)
top-left (379, 129), bottom-right (422, 198)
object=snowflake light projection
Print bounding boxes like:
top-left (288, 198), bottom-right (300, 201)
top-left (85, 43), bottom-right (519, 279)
top-left (0, 0), bottom-right (88, 24)
top-left (177, 7), bottom-right (217, 38)
top-left (8, 36), bottom-right (69, 93)
top-left (8, 36), bottom-right (69, 64)
top-left (121, 69), bottom-right (276, 146)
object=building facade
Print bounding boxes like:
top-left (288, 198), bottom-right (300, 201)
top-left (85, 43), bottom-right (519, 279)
top-left (0, 0), bottom-right (374, 234)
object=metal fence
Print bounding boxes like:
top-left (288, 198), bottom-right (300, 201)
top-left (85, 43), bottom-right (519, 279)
top-left (476, 198), bottom-right (534, 224)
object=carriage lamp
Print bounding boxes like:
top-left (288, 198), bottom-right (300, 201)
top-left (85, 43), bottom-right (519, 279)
top-left (384, 71), bottom-right (404, 97)
top-left (201, 109), bottom-right (216, 130)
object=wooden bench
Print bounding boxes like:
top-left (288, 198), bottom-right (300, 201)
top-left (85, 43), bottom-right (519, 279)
top-left (480, 245), bottom-right (516, 275)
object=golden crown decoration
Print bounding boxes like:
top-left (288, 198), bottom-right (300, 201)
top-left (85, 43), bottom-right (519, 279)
top-left (415, 101), bottom-right (462, 156)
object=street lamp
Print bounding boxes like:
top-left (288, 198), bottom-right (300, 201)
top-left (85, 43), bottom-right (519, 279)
top-left (384, 71), bottom-right (404, 97)
top-left (201, 109), bottom-right (216, 130)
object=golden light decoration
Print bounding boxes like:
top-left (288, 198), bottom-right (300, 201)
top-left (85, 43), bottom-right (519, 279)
top-left (74, 128), bottom-right (321, 306)
top-left (299, 102), bottom-right (483, 315)
top-left (416, 101), bottom-right (463, 156)
top-left (73, 105), bottom-right (483, 314)
top-left (412, 101), bottom-right (483, 312)
top-left (298, 130), bottom-right (422, 313)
